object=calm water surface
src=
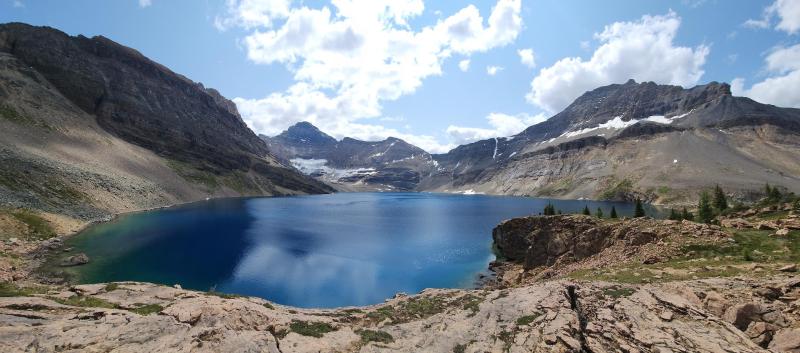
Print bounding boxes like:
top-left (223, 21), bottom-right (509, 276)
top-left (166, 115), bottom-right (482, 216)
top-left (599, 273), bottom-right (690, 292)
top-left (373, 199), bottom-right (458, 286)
top-left (62, 193), bottom-right (643, 308)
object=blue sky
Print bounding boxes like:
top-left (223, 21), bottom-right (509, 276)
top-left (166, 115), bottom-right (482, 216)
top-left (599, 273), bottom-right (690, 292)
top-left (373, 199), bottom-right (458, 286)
top-left (3, 0), bottom-right (799, 152)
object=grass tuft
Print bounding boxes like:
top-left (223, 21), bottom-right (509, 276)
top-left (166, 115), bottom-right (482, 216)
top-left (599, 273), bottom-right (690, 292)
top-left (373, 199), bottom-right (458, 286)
top-left (289, 320), bottom-right (337, 338)
top-left (129, 303), bottom-right (163, 315)
top-left (356, 329), bottom-right (394, 344)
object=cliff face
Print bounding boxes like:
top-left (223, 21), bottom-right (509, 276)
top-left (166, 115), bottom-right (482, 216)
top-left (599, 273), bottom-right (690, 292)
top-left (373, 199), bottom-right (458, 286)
top-left (0, 23), bottom-right (331, 224)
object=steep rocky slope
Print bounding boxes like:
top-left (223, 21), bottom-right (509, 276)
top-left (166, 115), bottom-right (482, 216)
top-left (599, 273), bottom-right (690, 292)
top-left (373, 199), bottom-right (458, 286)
top-left (0, 23), bottom-right (330, 229)
top-left (423, 80), bottom-right (800, 203)
top-left (262, 122), bottom-right (436, 191)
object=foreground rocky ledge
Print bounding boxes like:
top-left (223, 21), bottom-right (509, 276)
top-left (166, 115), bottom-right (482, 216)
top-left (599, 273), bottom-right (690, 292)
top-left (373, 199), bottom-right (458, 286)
top-left (1, 277), bottom-right (798, 353)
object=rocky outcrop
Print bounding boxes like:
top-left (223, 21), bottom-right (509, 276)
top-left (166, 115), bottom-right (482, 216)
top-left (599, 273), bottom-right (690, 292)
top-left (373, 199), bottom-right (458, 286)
top-left (2, 277), bottom-right (797, 353)
top-left (492, 215), bottom-right (728, 270)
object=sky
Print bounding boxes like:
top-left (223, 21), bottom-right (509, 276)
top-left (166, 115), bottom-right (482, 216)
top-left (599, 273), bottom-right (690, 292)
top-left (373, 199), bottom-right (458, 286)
top-left (2, 0), bottom-right (800, 153)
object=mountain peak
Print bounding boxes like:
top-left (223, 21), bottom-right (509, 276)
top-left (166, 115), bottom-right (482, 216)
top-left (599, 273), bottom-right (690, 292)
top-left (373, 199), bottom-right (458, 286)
top-left (277, 121), bottom-right (337, 145)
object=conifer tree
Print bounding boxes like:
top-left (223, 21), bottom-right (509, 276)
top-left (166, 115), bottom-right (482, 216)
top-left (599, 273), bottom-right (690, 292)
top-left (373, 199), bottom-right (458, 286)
top-left (682, 207), bottom-right (693, 221)
top-left (596, 207), bottom-right (604, 218)
top-left (669, 209), bottom-right (680, 220)
top-left (610, 206), bottom-right (618, 219)
top-left (769, 185), bottom-right (782, 202)
top-left (697, 191), bottom-right (714, 224)
top-left (582, 205), bottom-right (591, 216)
top-left (634, 198), bottom-right (645, 218)
top-left (543, 203), bottom-right (556, 216)
top-left (713, 185), bottom-right (728, 211)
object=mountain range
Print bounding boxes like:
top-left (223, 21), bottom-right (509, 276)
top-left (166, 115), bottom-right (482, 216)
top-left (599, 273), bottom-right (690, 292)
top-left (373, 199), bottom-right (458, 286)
top-left (0, 22), bottom-right (331, 227)
top-left (266, 79), bottom-right (800, 204)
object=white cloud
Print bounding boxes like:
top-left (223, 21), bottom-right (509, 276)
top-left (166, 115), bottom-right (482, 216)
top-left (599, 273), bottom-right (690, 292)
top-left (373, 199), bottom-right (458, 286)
top-left (219, 0), bottom-right (523, 153)
top-left (526, 11), bottom-right (709, 113)
top-left (731, 44), bottom-right (800, 108)
top-left (445, 112), bottom-right (547, 145)
top-left (517, 48), bottom-right (535, 68)
top-left (745, 0), bottom-right (800, 34)
top-left (458, 59), bottom-right (470, 72)
top-left (138, 0), bottom-right (152, 8)
top-left (486, 65), bottom-right (503, 75)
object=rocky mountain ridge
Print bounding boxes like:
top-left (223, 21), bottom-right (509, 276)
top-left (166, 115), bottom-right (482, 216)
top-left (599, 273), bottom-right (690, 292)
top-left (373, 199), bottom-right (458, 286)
top-left (262, 122), bottom-right (436, 191)
top-left (266, 80), bottom-right (800, 203)
top-left (0, 22), bottom-right (330, 228)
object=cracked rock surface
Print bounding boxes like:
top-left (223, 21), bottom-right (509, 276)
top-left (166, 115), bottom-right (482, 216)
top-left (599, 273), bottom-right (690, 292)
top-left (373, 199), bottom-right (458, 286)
top-left (2, 277), bottom-right (797, 352)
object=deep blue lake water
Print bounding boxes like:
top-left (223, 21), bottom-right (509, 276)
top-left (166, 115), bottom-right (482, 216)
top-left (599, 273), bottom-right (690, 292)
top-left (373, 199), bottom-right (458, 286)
top-left (62, 192), bottom-right (642, 308)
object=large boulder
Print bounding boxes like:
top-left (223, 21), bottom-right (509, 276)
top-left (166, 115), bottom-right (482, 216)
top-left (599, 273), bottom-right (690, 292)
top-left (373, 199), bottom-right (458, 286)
top-left (59, 253), bottom-right (89, 267)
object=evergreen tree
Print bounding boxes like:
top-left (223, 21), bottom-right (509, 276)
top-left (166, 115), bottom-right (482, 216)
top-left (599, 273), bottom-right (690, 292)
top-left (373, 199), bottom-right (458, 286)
top-left (765, 183), bottom-right (773, 197)
top-left (582, 205), bottom-right (591, 216)
top-left (769, 185), bottom-right (782, 202)
top-left (669, 209), bottom-right (680, 220)
top-left (634, 198), bottom-right (646, 218)
top-left (596, 207), bottom-right (604, 218)
top-left (610, 206), bottom-right (618, 219)
top-left (713, 185), bottom-right (728, 211)
top-left (681, 207), bottom-right (694, 221)
top-left (557, 209), bottom-right (563, 215)
top-left (543, 203), bottom-right (556, 216)
top-left (697, 191), bottom-right (714, 224)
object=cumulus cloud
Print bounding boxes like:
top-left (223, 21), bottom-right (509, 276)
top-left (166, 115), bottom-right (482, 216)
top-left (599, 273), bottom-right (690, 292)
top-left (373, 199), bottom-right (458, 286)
top-left (526, 11), bottom-right (709, 113)
top-left (486, 65), bottom-right (503, 75)
top-left (219, 0), bottom-right (523, 153)
top-left (745, 0), bottom-right (800, 34)
top-left (139, 0), bottom-right (152, 8)
top-left (458, 59), bottom-right (470, 72)
top-left (731, 44), bottom-right (800, 108)
top-left (517, 48), bottom-right (535, 68)
top-left (445, 112), bottom-right (547, 145)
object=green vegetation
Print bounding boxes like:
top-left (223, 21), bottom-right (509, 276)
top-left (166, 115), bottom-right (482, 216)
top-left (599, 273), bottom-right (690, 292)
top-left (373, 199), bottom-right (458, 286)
top-left (697, 191), bottom-right (714, 224)
top-left (713, 185), bottom-right (728, 211)
top-left (5, 209), bottom-right (56, 240)
top-left (610, 206), bottom-right (618, 219)
top-left (543, 203), bottom-right (556, 216)
top-left (461, 294), bottom-right (484, 317)
top-left (366, 295), bottom-right (459, 324)
top-left (53, 295), bottom-right (117, 309)
top-left (166, 159), bottom-right (220, 191)
top-left (289, 320), bottom-right (337, 338)
top-left (596, 207), bottom-right (604, 218)
top-left (453, 344), bottom-right (467, 353)
top-left (599, 178), bottom-right (634, 200)
top-left (206, 290), bottom-right (243, 299)
top-left (582, 205), bottom-right (591, 216)
top-left (634, 198), bottom-right (645, 218)
top-left (356, 329), bottom-right (394, 344)
top-left (104, 283), bottom-right (119, 292)
top-left (515, 313), bottom-right (541, 326)
top-left (602, 286), bottom-right (635, 298)
top-left (129, 303), bottom-right (163, 315)
top-left (262, 302), bottom-right (274, 310)
top-left (0, 282), bottom-right (49, 297)
top-left (0, 104), bottom-right (35, 126)
top-left (681, 207), bottom-right (693, 221)
top-left (570, 229), bottom-right (800, 284)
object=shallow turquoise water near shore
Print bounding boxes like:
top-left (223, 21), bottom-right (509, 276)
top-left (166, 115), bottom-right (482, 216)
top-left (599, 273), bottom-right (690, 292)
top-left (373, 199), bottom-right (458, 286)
top-left (62, 193), bottom-right (642, 308)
